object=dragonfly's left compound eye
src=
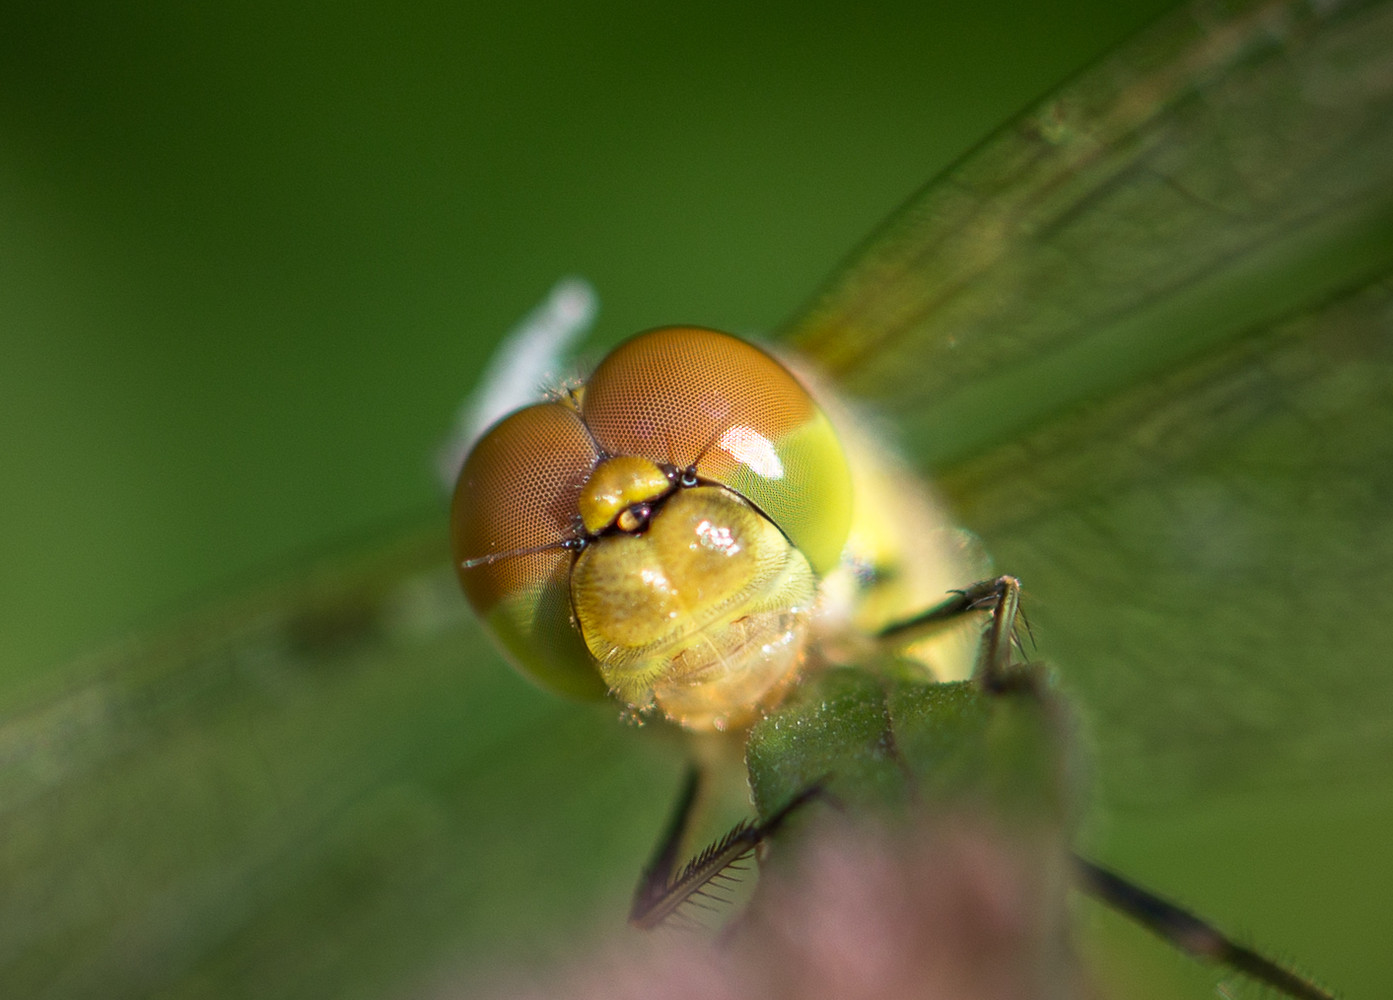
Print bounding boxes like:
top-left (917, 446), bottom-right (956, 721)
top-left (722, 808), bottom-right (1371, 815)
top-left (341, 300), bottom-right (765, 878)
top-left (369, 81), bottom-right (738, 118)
top-left (452, 326), bottom-right (854, 729)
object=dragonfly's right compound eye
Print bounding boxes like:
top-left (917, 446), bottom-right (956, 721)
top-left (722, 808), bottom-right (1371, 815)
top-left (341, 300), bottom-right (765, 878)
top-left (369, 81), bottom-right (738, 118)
top-left (450, 401), bottom-right (608, 699)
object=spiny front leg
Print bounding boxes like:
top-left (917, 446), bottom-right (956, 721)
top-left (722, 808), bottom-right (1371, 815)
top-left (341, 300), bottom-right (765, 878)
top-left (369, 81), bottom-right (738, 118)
top-left (629, 765), bottom-right (823, 930)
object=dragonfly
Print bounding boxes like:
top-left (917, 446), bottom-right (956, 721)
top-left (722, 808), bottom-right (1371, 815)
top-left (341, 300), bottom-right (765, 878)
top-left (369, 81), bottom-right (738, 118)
top-left (3, 0), bottom-right (1392, 996)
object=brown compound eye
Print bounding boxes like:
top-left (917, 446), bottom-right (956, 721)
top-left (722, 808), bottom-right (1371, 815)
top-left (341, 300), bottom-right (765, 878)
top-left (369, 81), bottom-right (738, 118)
top-left (581, 327), bottom-right (852, 574)
top-left (450, 400), bottom-right (603, 699)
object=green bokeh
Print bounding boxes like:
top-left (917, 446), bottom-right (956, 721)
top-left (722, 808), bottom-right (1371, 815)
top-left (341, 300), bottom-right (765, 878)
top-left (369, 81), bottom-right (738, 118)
top-left (0, 0), bottom-right (1169, 695)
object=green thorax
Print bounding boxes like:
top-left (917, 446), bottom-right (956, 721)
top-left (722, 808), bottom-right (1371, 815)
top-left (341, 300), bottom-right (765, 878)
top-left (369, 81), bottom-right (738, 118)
top-left (746, 666), bottom-right (1076, 829)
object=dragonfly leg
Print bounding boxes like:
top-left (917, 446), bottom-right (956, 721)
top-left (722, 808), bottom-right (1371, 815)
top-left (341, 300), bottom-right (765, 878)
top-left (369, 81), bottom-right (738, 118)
top-left (877, 575), bottom-right (1036, 694)
top-left (629, 768), bottom-right (823, 930)
top-left (630, 765), bottom-right (701, 927)
top-left (884, 581), bottom-right (1332, 999)
top-left (1074, 856), bottom-right (1334, 1000)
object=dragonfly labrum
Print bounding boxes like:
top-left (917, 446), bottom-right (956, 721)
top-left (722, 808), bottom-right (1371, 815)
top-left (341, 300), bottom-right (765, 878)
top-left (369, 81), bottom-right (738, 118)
top-left (4, 0), bottom-right (1392, 996)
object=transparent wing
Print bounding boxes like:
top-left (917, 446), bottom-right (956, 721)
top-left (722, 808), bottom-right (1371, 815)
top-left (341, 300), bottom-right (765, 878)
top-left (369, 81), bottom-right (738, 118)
top-left (943, 281), bottom-right (1393, 806)
top-left (783, 0), bottom-right (1393, 808)
top-left (0, 526), bottom-right (680, 999)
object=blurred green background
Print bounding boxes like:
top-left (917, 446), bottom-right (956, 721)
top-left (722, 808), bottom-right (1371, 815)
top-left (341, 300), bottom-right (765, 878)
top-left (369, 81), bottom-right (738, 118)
top-left (4, 1), bottom-right (1385, 998)
top-left (0, 0), bottom-right (1173, 699)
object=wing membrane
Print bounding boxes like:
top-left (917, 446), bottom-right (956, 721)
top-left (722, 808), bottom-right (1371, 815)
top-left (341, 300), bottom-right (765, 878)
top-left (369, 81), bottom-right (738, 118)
top-left (943, 280), bottom-right (1393, 806)
top-left (786, 0), bottom-right (1393, 466)
top-left (0, 528), bottom-right (679, 999)
top-left (784, 0), bottom-right (1393, 807)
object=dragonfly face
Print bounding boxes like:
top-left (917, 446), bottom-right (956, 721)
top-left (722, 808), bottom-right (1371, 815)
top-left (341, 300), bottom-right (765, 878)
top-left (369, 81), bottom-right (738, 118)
top-left (452, 327), bottom-right (844, 726)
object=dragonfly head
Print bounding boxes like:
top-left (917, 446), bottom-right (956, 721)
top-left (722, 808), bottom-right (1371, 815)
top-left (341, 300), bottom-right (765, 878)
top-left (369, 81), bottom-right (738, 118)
top-left (451, 326), bottom-right (853, 728)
